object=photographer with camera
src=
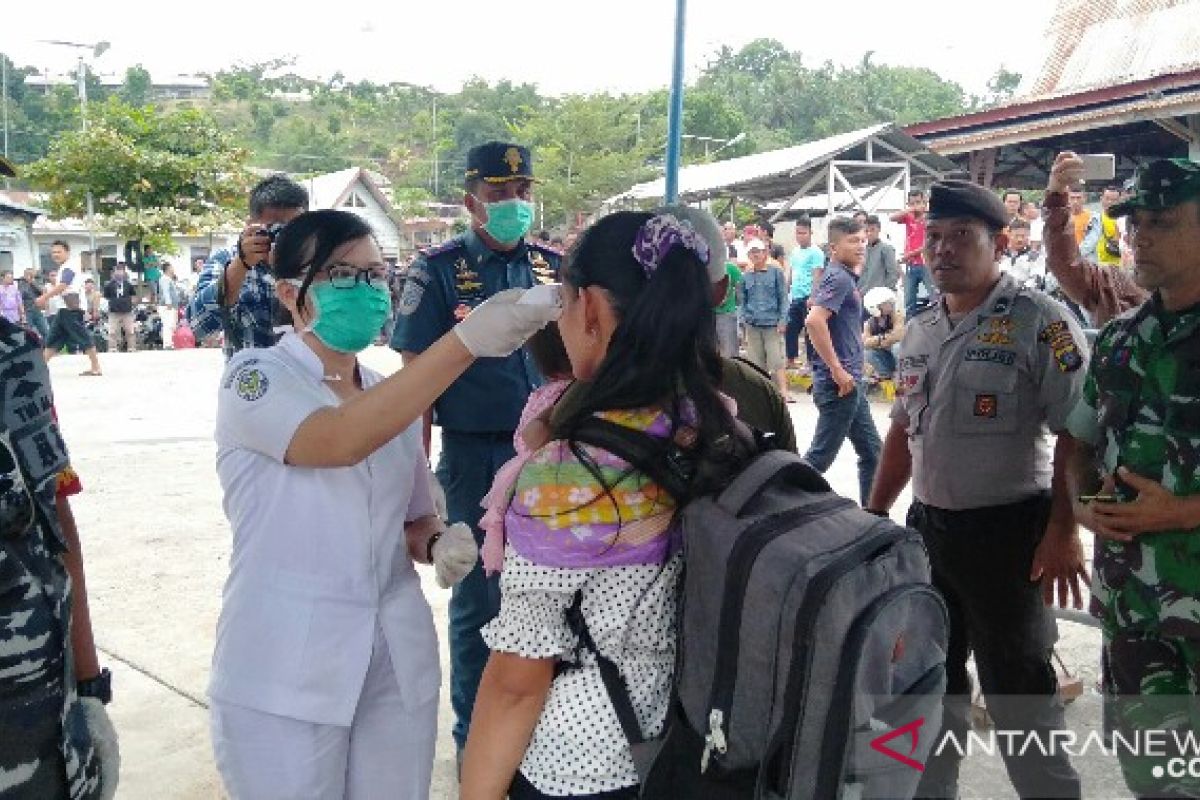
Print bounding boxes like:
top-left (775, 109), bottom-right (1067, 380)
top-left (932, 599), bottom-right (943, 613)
top-left (187, 175), bottom-right (309, 359)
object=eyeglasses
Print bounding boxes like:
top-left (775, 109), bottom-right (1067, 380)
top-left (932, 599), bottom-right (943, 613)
top-left (325, 263), bottom-right (390, 290)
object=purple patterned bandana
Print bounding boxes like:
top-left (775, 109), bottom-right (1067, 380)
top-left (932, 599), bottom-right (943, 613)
top-left (631, 213), bottom-right (712, 279)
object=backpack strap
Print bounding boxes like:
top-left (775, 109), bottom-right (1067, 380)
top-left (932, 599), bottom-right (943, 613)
top-left (561, 590), bottom-right (649, 747)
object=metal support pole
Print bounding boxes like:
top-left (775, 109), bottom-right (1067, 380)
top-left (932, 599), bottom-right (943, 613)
top-left (663, 0), bottom-right (687, 204)
top-left (77, 56), bottom-right (97, 258)
top-left (432, 97), bottom-right (439, 198)
top-left (2, 55), bottom-right (9, 162)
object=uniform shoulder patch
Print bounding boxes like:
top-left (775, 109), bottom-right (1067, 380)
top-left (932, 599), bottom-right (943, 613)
top-left (399, 264), bottom-right (432, 317)
top-left (233, 366), bottom-right (270, 400)
top-left (1038, 320), bottom-right (1084, 372)
top-left (422, 237), bottom-right (467, 259)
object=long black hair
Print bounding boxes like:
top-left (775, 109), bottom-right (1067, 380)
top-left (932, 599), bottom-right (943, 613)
top-left (271, 209), bottom-right (376, 326)
top-left (558, 211), bottom-right (747, 494)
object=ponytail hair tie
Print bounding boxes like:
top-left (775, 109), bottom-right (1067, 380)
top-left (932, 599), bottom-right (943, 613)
top-left (631, 213), bottom-right (711, 279)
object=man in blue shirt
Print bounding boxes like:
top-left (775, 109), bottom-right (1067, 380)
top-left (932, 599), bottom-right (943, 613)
top-left (804, 217), bottom-right (881, 504)
top-left (187, 176), bottom-right (309, 358)
top-left (785, 217), bottom-right (823, 369)
top-left (391, 141), bottom-right (560, 755)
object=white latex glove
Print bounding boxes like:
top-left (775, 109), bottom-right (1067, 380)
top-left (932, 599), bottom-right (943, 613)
top-left (453, 288), bottom-right (558, 358)
top-left (432, 522), bottom-right (478, 588)
top-left (80, 697), bottom-right (120, 800)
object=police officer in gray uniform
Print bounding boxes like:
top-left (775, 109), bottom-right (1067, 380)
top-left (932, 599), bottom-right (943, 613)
top-left (391, 141), bottom-right (560, 754)
top-left (867, 180), bottom-right (1087, 799)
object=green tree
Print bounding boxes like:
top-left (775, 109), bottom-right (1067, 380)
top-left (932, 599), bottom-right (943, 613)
top-left (979, 66), bottom-right (1023, 108)
top-left (120, 65), bottom-right (152, 106)
top-left (23, 98), bottom-right (249, 241)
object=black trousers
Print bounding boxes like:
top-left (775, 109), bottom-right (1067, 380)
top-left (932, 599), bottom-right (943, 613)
top-left (509, 772), bottom-right (637, 799)
top-left (784, 296), bottom-right (808, 361)
top-left (908, 495), bottom-right (1081, 800)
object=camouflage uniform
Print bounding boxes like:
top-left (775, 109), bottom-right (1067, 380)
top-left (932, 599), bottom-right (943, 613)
top-left (0, 318), bottom-right (100, 799)
top-left (1068, 296), bottom-right (1200, 797)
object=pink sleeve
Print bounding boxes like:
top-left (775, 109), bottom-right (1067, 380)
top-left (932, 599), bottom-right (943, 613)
top-left (515, 380), bottom-right (570, 440)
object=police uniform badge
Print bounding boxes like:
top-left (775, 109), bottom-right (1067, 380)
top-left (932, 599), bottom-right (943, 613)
top-left (454, 257), bottom-right (484, 321)
top-left (978, 317), bottom-right (1014, 346)
top-left (529, 250), bottom-right (556, 285)
top-left (973, 394), bottom-right (998, 418)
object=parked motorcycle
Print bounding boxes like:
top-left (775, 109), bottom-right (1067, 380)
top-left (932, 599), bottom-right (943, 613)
top-left (135, 303), bottom-right (163, 350)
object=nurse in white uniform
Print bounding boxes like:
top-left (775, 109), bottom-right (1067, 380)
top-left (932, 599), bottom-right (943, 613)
top-left (208, 209), bottom-right (557, 799)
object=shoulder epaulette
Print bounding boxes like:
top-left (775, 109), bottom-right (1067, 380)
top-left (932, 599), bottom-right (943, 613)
top-left (421, 236), bottom-right (467, 260)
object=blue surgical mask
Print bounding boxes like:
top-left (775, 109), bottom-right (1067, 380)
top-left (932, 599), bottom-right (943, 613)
top-left (481, 198), bottom-right (535, 245)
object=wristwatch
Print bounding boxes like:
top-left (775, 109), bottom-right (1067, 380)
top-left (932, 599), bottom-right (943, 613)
top-left (425, 531), bottom-right (444, 565)
top-left (76, 668), bottom-right (113, 705)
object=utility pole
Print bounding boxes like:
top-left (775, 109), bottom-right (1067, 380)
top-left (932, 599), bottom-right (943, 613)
top-left (2, 55), bottom-right (9, 162)
top-left (432, 96), bottom-right (439, 198)
top-left (43, 40), bottom-right (109, 265)
top-left (77, 55), bottom-right (97, 257)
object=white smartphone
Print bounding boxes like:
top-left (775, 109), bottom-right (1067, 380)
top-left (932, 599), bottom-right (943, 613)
top-left (1080, 154), bottom-right (1116, 183)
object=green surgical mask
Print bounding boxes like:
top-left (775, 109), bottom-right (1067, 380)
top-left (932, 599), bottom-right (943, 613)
top-left (307, 281), bottom-right (392, 353)
top-left (481, 198), bottom-right (535, 245)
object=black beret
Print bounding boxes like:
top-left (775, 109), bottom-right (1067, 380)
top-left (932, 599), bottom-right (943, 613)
top-left (927, 179), bottom-right (1009, 230)
top-left (465, 141), bottom-right (536, 183)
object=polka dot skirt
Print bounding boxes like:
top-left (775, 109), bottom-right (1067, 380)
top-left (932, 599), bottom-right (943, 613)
top-left (483, 547), bottom-right (681, 796)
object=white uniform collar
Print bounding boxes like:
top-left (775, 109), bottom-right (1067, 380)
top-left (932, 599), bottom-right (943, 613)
top-left (276, 331), bottom-right (332, 384)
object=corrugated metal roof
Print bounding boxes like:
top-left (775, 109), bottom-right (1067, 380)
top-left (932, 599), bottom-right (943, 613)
top-left (921, 88), bottom-right (1200, 154)
top-left (1019, 0), bottom-right (1200, 101)
top-left (611, 123), bottom-right (959, 204)
top-left (0, 197), bottom-right (46, 218)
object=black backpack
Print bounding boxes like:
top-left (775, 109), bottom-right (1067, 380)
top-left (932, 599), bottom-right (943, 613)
top-left (566, 418), bottom-right (949, 799)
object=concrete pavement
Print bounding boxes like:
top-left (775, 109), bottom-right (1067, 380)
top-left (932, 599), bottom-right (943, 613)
top-left (45, 346), bottom-right (1119, 799)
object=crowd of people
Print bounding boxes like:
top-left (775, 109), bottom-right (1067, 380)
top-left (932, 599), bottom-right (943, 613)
top-left (2, 137), bottom-right (1199, 800)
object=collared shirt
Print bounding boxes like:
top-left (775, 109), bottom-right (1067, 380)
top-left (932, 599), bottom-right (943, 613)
top-left (737, 265), bottom-right (788, 327)
top-left (861, 239), bottom-right (899, 295)
top-left (187, 245), bottom-right (277, 358)
top-left (891, 273), bottom-right (1088, 510)
top-left (1066, 296), bottom-right (1200, 639)
top-left (809, 261), bottom-right (865, 384)
top-left (390, 230), bottom-right (561, 433)
top-left (210, 333), bottom-right (439, 724)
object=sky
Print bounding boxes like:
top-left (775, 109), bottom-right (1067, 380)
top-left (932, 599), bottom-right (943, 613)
top-left (3, 0), bottom-right (1055, 97)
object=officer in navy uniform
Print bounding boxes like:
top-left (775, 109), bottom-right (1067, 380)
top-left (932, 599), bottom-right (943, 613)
top-left (391, 141), bottom-right (560, 755)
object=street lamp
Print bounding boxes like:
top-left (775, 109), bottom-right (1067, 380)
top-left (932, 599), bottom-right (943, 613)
top-left (42, 40), bottom-right (110, 262)
top-left (681, 132), bottom-right (746, 160)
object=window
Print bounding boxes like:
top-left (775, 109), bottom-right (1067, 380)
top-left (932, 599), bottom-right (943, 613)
top-left (343, 191), bottom-right (367, 208)
top-left (0, 252), bottom-right (13, 272)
